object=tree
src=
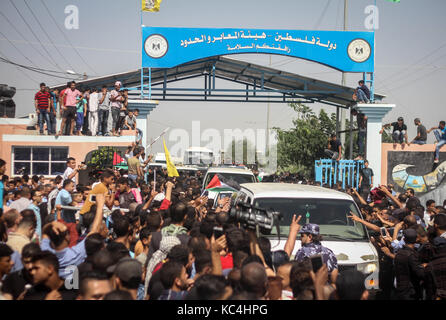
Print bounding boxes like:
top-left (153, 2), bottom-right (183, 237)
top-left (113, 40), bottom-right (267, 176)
top-left (87, 146), bottom-right (119, 170)
top-left (275, 103), bottom-right (337, 177)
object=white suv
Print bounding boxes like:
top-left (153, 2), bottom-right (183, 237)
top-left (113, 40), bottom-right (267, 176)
top-left (235, 183), bottom-right (379, 284)
top-left (202, 167), bottom-right (257, 191)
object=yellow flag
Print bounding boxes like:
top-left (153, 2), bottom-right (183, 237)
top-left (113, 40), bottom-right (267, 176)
top-left (163, 139), bottom-right (179, 177)
top-left (142, 0), bottom-right (163, 12)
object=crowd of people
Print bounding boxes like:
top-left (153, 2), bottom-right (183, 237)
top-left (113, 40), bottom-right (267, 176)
top-left (34, 81), bottom-right (142, 140)
top-left (324, 108), bottom-right (446, 164)
top-left (0, 150), bottom-right (445, 301)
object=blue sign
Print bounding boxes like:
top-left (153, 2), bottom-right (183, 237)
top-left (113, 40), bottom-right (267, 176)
top-left (142, 27), bottom-right (374, 73)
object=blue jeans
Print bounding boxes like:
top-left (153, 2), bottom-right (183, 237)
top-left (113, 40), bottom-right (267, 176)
top-left (76, 112), bottom-right (84, 132)
top-left (412, 140), bottom-right (426, 145)
top-left (48, 111), bottom-right (57, 134)
top-left (38, 109), bottom-right (50, 133)
top-left (392, 130), bottom-right (406, 143)
top-left (136, 128), bottom-right (143, 141)
top-left (98, 109), bottom-right (109, 135)
top-left (356, 89), bottom-right (369, 103)
top-left (434, 130), bottom-right (446, 160)
top-left (128, 174), bottom-right (138, 182)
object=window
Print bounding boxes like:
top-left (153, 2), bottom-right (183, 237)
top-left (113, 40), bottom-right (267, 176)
top-left (12, 146), bottom-right (68, 176)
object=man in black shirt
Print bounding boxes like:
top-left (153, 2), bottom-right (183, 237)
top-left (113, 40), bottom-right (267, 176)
top-left (354, 80), bottom-right (370, 103)
top-left (324, 133), bottom-right (342, 161)
top-left (24, 251), bottom-right (78, 300)
top-left (380, 117), bottom-right (409, 147)
top-left (394, 229), bottom-right (426, 300)
top-left (411, 118), bottom-right (427, 145)
top-left (351, 108), bottom-right (368, 158)
top-left (359, 160), bottom-right (374, 201)
top-left (1, 243), bottom-right (41, 300)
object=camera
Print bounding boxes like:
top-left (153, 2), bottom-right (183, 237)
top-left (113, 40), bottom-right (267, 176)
top-left (229, 202), bottom-right (282, 235)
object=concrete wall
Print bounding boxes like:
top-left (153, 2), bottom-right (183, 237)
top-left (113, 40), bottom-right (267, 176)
top-left (381, 143), bottom-right (446, 205)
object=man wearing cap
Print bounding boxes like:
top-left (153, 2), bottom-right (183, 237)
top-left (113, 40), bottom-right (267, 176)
top-left (108, 257), bottom-right (143, 300)
top-left (411, 118), bottom-right (427, 145)
top-left (294, 223), bottom-right (338, 282)
top-left (394, 228), bottom-right (426, 300)
top-left (110, 81), bottom-right (124, 137)
top-left (380, 117), bottom-right (409, 148)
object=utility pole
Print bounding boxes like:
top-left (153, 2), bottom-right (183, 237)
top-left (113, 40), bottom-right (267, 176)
top-left (340, 0), bottom-right (348, 153)
top-left (266, 54), bottom-right (271, 157)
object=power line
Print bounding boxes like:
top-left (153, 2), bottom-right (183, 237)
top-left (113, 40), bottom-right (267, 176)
top-left (0, 10), bottom-right (56, 68)
top-left (0, 49), bottom-right (40, 83)
top-left (0, 29), bottom-right (36, 66)
top-left (8, 0), bottom-right (64, 72)
top-left (23, 0), bottom-right (76, 72)
top-left (0, 55), bottom-right (79, 80)
top-left (314, 0), bottom-right (331, 30)
top-left (379, 40), bottom-right (446, 85)
top-left (39, 0), bottom-right (98, 75)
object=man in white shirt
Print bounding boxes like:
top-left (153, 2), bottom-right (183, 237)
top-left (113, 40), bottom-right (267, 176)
top-left (89, 88), bottom-right (99, 136)
top-left (63, 157), bottom-right (79, 186)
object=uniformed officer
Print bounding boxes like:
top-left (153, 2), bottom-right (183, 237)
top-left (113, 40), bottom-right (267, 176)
top-left (295, 223), bottom-right (339, 282)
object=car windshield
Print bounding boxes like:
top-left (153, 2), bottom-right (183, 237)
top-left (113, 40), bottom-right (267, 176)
top-left (253, 198), bottom-right (368, 241)
top-left (204, 172), bottom-right (256, 187)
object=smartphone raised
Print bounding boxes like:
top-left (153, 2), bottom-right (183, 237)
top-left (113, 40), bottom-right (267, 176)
top-left (380, 227), bottom-right (387, 237)
top-left (89, 194), bottom-right (97, 203)
top-left (310, 254), bottom-right (323, 273)
top-left (213, 226), bottom-right (224, 239)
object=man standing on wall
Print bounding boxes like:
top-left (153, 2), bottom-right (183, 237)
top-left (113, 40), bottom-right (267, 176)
top-left (34, 83), bottom-right (51, 135)
top-left (57, 82), bottom-right (81, 137)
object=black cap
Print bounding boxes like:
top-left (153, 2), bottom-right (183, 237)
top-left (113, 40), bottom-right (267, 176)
top-left (397, 117), bottom-right (404, 121)
top-left (404, 229), bottom-right (417, 244)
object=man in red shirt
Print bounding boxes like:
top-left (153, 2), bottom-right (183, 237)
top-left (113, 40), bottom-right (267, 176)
top-left (34, 83), bottom-right (51, 135)
top-left (57, 81), bottom-right (81, 137)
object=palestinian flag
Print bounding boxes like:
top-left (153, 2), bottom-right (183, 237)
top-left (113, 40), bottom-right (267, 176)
top-left (205, 174), bottom-right (237, 192)
top-left (113, 152), bottom-right (126, 166)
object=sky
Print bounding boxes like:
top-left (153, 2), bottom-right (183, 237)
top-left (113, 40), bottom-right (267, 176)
top-left (1, 0), bottom-right (445, 155)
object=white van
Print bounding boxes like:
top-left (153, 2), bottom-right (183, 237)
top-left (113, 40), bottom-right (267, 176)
top-left (235, 183), bottom-right (379, 280)
top-left (202, 167), bottom-right (257, 189)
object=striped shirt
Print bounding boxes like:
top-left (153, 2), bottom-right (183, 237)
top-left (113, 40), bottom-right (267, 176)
top-left (35, 91), bottom-right (50, 109)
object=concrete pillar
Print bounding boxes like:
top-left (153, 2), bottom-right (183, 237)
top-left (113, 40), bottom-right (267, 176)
top-left (355, 103), bottom-right (395, 187)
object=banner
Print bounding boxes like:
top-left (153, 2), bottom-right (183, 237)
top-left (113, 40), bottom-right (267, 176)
top-left (142, 27), bottom-right (375, 72)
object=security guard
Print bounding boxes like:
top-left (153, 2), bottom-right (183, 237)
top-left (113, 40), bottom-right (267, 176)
top-left (295, 223), bottom-right (339, 282)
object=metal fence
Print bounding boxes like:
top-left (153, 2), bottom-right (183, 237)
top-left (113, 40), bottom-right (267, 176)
top-left (315, 159), bottom-right (365, 190)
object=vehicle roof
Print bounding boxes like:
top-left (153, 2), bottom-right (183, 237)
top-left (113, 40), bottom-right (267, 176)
top-left (206, 167), bottom-right (254, 175)
top-left (239, 183), bottom-right (353, 201)
top-left (176, 166), bottom-right (198, 171)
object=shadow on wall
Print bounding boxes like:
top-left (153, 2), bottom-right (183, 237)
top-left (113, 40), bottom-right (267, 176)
top-left (387, 151), bottom-right (446, 204)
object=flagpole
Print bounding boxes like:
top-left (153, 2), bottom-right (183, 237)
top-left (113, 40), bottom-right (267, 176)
top-left (140, 2), bottom-right (144, 100)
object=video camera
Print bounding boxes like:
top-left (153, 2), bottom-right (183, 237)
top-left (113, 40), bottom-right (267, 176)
top-left (229, 202), bottom-right (282, 235)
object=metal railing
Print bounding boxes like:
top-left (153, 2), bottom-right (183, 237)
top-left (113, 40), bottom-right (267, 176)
top-left (315, 159), bottom-right (364, 190)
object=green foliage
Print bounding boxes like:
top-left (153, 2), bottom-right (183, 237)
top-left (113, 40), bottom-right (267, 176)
top-left (381, 128), bottom-right (393, 143)
top-left (275, 103), bottom-right (337, 177)
top-left (88, 146), bottom-right (118, 170)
